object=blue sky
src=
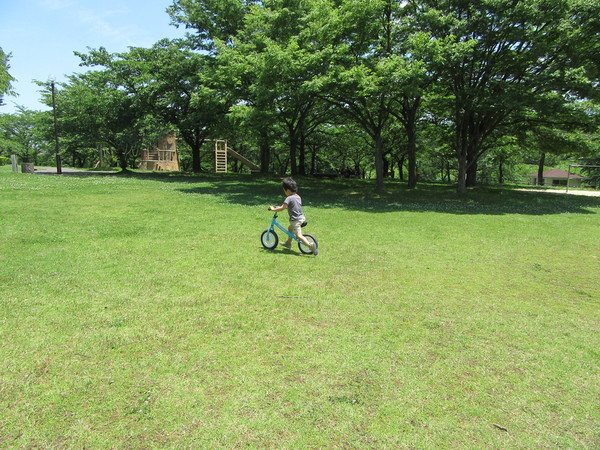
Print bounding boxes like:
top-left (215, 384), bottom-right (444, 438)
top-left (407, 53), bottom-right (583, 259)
top-left (1, 0), bottom-right (186, 114)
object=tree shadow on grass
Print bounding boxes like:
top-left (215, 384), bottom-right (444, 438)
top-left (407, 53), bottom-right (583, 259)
top-left (48, 170), bottom-right (599, 215)
top-left (174, 175), bottom-right (599, 216)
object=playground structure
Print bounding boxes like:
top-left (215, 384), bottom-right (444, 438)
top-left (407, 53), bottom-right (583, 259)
top-left (138, 135), bottom-right (258, 173)
top-left (214, 139), bottom-right (260, 173)
top-left (139, 134), bottom-right (180, 171)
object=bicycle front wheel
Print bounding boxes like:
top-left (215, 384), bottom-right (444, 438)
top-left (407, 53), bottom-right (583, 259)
top-left (298, 234), bottom-right (318, 254)
top-left (261, 230), bottom-right (278, 249)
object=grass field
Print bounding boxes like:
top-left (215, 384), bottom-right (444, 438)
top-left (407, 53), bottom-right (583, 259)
top-left (1, 167), bottom-right (598, 448)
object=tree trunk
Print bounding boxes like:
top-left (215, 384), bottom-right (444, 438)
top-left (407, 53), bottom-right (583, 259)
top-left (397, 154), bottom-right (405, 181)
top-left (289, 126), bottom-right (298, 175)
top-left (404, 96), bottom-right (420, 189)
top-left (406, 128), bottom-right (417, 189)
top-left (374, 133), bottom-right (385, 193)
top-left (260, 129), bottom-right (270, 173)
top-left (191, 145), bottom-right (201, 173)
top-left (466, 138), bottom-right (478, 187)
top-left (118, 149), bottom-right (128, 171)
top-left (537, 152), bottom-right (546, 186)
top-left (456, 108), bottom-right (468, 194)
top-left (466, 160), bottom-right (478, 187)
top-left (457, 151), bottom-right (468, 194)
top-left (186, 132), bottom-right (203, 173)
top-left (298, 132), bottom-right (306, 175)
top-left (383, 157), bottom-right (390, 178)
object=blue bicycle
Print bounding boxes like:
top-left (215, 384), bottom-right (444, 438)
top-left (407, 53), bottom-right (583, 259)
top-left (261, 211), bottom-right (318, 255)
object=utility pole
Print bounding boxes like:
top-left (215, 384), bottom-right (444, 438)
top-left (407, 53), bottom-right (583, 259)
top-left (49, 76), bottom-right (62, 174)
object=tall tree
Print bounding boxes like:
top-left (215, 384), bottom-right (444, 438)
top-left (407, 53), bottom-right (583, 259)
top-left (218, 0), bottom-right (333, 175)
top-left (168, 0), bottom-right (251, 53)
top-left (56, 71), bottom-right (144, 171)
top-left (307, 0), bottom-right (402, 191)
top-left (0, 107), bottom-right (47, 164)
top-left (308, 0), bottom-right (438, 190)
top-left (417, 0), bottom-right (600, 193)
top-left (77, 42), bottom-right (229, 172)
top-left (0, 47), bottom-right (16, 107)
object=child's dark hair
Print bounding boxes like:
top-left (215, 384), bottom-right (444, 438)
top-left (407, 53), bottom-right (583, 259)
top-left (282, 177), bottom-right (297, 192)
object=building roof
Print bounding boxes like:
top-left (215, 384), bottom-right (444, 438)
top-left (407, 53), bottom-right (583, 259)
top-left (528, 169), bottom-right (585, 179)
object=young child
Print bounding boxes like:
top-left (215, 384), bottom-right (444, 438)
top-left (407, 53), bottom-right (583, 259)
top-left (268, 177), bottom-right (318, 255)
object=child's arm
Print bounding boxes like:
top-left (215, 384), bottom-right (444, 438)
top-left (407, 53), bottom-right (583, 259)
top-left (268, 203), bottom-right (288, 212)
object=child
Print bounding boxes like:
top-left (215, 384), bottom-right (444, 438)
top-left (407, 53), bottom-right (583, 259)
top-left (268, 177), bottom-right (318, 255)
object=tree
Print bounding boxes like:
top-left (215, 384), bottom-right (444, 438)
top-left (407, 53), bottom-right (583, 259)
top-left (0, 107), bottom-right (47, 164)
top-left (167, 0), bottom-right (251, 53)
top-left (0, 47), bottom-right (16, 107)
top-left (217, 0), bottom-right (336, 175)
top-left (304, 0), bottom-right (441, 191)
top-left (55, 71), bottom-right (144, 171)
top-left (304, 0), bottom-right (400, 191)
top-left (77, 41), bottom-right (229, 172)
top-left (417, 0), bottom-right (600, 193)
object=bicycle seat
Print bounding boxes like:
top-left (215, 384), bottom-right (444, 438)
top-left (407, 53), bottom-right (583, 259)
top-left (301, 221), bottom-right (307, 227)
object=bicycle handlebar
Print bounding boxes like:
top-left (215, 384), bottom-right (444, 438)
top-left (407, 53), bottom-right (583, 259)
top-left (267, 207), bottom-right (280, 220)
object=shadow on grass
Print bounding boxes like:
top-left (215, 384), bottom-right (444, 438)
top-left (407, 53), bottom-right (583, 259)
top-left (44, 171), bottom-right (599, 215)
top-left (259, 246), bottom-right (306, 257)
top-left (174, 175), bottom-right (599, 216)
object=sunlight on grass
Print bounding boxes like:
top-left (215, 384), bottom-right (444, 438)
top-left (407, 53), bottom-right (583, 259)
top-left (1, 169), bottom-right (598, 447)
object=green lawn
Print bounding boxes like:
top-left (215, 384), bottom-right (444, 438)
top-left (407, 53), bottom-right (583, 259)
top-left (1, 168), bottom-right (598, 448)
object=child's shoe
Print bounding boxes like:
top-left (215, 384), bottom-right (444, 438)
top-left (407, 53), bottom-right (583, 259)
top-left (311, 242), bottom-right (318, 256)
top-left (281, 241), bottom-right (292, 249)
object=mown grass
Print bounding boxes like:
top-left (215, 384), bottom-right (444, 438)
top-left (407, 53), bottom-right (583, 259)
top-left (0, 167), bottom-right (598, 448)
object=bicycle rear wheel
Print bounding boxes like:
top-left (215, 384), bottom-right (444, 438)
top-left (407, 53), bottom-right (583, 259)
top-left (298, 234), bottom-right (318, 254)
top-left (261, 230), bottom-right (278, 249)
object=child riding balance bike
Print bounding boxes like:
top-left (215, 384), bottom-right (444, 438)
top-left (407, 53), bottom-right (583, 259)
top-left (261, 177), bottom-right (318, 256)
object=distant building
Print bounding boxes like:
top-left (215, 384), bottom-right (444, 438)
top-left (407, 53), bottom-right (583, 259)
top-left (528, 169), bottom-right (585, 187)
top-left (139, 134), bottom-right (179, 171)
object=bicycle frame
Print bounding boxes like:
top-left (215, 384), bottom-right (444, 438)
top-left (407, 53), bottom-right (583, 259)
top-left (262, 211), bottom-right (317, 255)
top-left (267, 213), bottom-right (300, 242)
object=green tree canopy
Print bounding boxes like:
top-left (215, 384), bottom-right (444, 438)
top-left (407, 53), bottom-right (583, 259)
top-left (0, 47), bottom-right (17, 107)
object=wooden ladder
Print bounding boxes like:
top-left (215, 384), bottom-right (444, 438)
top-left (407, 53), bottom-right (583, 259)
top-left (214, 140), bottom-right (228, 172)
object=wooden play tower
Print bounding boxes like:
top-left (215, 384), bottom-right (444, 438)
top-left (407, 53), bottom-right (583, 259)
top-left (139, 134), bottom-right (180, 171)
top-left (214, 139), bottom-right (260, 173)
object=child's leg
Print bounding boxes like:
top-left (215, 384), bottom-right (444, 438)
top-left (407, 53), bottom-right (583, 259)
top-left (282, 223), bottom-right (294, 247)
top-left (296, 231), bottom-right (315, 249)
top-left (290, 220), bottom-right (316, 251)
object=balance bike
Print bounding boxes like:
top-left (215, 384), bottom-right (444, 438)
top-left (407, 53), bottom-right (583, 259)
top-left (261, 212), bottom-right (318, 255)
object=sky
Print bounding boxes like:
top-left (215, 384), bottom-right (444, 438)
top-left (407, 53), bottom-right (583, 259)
top-left (1, 0), bottom-right (187, 114)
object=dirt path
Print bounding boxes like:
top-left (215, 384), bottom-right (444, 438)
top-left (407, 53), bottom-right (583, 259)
top-left (33, 166), bottom-right (118, 175)
top-left (517, 188), bottom-right (600, 197)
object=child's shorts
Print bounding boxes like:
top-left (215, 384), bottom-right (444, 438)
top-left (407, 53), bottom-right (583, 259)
top-left (288, 219), bottom-right (305, 235)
